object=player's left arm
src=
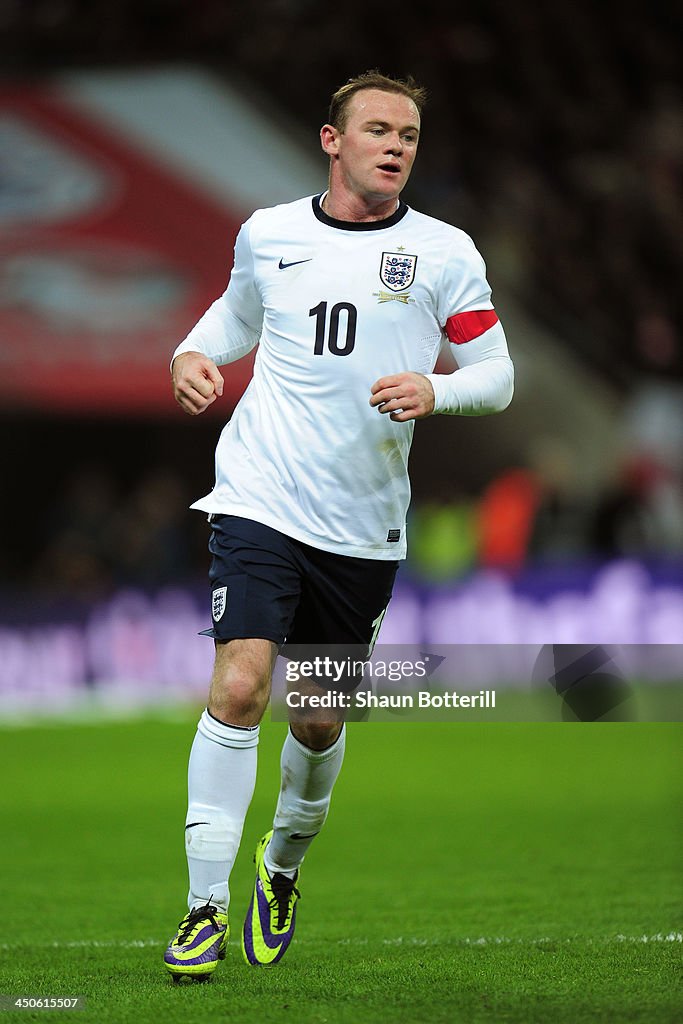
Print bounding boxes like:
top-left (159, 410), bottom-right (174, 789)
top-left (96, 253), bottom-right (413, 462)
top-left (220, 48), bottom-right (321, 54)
top-left (425, 311), bottom-right (514, 417)
top-left (370, 243), bottom-right (514, 422)
top-left (369, 315), bottom-right (513, 422)
top-left (369, 371), bottom-right (437, 422)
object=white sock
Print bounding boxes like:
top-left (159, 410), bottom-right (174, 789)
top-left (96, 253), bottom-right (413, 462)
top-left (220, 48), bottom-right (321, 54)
top-left (264, 726), bottom-right (346, 878)
top-left (185, 708), bottom-right (259, 912)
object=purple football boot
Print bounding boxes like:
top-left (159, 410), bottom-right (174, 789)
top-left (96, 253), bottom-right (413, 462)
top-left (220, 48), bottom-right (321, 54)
top-left (164, 898), bottom-right (228, 981)
top-left (242, 831), bottom-right (301, 966)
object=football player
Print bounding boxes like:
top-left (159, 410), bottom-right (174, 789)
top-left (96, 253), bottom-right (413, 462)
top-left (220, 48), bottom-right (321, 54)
top-left (164, 70), bottom-right (513, 979)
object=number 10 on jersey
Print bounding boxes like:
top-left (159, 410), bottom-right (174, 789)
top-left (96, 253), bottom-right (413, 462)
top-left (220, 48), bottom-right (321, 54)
top-left (309, 301), bottom-right (357, 356)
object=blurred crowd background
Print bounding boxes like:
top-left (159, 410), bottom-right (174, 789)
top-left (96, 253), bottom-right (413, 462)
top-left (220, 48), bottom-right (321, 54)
top-left (1, 0), bottom-right (681, 602)
top-left (4, 0), bottom-right (681, 378)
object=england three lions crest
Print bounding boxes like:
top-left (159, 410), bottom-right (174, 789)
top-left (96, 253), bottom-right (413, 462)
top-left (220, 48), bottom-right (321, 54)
top-left (380, 252), bottom-right (418, 292)
top-left (212, 586), bottom-right (227, 622)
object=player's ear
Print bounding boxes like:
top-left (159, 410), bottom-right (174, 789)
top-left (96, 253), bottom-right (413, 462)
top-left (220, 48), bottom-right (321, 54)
top-left (320, 124), bottom-right (340, 157)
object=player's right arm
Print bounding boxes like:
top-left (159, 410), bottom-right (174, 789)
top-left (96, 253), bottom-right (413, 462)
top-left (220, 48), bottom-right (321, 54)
top-left (172, 351), bottom-right (225, 415)
top-left (171, 219), bottom-right (264, 416)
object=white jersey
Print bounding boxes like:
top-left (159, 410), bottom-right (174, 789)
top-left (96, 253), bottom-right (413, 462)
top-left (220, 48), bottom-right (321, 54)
top-left (173, 194), bottom-right (512, 560)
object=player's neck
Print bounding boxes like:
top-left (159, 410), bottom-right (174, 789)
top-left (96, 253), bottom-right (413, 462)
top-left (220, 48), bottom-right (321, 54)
top-left (322, 189), bottom-right (400, 223)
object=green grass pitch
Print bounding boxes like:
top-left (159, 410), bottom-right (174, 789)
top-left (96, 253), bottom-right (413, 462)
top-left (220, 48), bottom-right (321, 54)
top-left (0, 713), bottom-right (680, 1023)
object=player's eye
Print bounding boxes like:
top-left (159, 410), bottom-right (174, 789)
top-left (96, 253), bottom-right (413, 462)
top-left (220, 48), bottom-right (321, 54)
top-left (369, 128), bottom-right (385, 135)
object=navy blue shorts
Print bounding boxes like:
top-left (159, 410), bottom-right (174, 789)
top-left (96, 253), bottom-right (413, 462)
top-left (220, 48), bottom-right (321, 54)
top-left (201, 515), bottom-right (399, 649)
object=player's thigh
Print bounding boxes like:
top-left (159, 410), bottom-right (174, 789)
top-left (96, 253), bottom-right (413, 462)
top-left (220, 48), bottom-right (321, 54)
top-left (201, 515), bottom-right (303, 724)
top-left (208, 637), bottom-right (279, 726)
top-left (289, 547), bottom-right (399, 648)
top-left (285, 551), bottom-right (398, 743)
top-left (285, 549), bottom-right (398, 720)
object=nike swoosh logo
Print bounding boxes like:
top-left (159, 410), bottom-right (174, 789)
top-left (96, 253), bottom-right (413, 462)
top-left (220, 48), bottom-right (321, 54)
top-left (278, 258), bottom-right (312, 270)
top-left (171, 923), bottom-right (223, 957)
top-left (185, 822), bottom-right (210, 830)
top-left (242, 895), bottom-right (281, 965)
top-left (290, 832), bottom-right (319, 841)
top-left (256, 880), bottom-right (287, 952)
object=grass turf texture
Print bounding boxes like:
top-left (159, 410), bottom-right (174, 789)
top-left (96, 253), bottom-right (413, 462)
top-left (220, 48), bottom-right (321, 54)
top-left (0, 714), bottom-right (680, 1023)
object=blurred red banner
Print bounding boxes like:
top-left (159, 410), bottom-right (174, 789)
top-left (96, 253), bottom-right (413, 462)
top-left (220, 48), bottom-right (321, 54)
top-left (0, 88), bottom-right (254, 415)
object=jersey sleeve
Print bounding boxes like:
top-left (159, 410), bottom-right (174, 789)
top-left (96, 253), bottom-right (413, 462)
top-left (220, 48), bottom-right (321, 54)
top-left (171, 219), bottom-right (264, 366)
top-left (426, 239), bottom-right (514, 416)
top-left (435, 241), bottom-right (494, 324)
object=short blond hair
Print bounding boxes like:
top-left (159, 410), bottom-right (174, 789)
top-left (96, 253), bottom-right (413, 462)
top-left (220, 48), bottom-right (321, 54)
top-left (328, 70), bottom-right (427, 132)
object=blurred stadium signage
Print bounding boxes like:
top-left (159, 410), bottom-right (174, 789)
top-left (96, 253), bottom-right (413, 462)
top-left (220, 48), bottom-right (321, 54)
top-left (0, 563), bottom-right (681, 719)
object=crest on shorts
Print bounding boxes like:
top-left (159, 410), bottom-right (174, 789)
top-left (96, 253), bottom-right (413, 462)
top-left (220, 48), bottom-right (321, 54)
top-left (212, 586), bottom-right (227, 622)
top-left (379, 251), bottom-right (417, 292)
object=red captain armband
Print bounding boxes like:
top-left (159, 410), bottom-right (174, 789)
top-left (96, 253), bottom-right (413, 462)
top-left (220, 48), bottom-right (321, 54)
top-left (445, 309), bottom-right (499, 345)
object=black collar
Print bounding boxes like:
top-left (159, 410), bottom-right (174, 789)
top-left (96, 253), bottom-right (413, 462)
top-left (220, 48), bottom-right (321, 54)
top-left (312, 193), bottom-right (409, 231)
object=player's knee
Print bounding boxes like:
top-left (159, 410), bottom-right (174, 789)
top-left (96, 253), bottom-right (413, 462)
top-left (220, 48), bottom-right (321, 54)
top-left (291, 720), bottom-right (343, 751)
top-left (209, 676), bottom-right (269, 726)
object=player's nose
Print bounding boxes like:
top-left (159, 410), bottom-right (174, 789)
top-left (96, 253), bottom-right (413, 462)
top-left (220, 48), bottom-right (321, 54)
top-left (384, 133), bottom-right (403, 155)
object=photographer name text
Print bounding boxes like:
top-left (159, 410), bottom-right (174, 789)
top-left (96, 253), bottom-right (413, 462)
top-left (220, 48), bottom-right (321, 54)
top-left (285, 689), bottom-right (496, 710)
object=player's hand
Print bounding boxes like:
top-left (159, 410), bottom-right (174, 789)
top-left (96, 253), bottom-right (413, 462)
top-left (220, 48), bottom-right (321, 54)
top-left (172, 351), bottom-right (224, 415)
top-left (369, 372), bottom-right (435, 422)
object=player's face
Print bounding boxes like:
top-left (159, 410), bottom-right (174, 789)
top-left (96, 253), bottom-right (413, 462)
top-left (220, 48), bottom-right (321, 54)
top-left (327, 90), bottom-right (420, 204)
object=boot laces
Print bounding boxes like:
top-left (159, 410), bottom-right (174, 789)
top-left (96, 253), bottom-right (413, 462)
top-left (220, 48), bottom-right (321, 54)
top-left (178, 896), bottom-right (221, 944)
top-left (268, 874), bottom-right (301, 929)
